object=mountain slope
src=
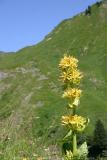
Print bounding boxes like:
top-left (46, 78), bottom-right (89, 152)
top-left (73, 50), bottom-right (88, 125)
top-left (0, 2), bottom-right (107, 159)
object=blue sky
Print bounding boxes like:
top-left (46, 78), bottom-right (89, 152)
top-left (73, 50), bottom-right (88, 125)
top-left (0, 0), bottom-right (98, 52)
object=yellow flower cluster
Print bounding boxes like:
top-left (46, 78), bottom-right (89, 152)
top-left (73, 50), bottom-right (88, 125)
top-left (60, 69), bottom-right (83, 84)
top-left (61, 115), bottom-right (88, 132)
top-left (63, 88), bottom-right (82, 99)
top-left (59, 55), bottom-right (83, 84)
top-left (60, 70), bottom-right (83, 84)
top-left (71, 69), bottom-right (83, 84)
top-left (59, 55), bottom-right (78, 70)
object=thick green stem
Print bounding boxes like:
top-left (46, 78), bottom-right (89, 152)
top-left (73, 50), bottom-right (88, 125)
top-left (72, 132), bottom-right (77, 156)
top-left (72, 100), bottom-right (77, 156)
top-left (73, 107), bottom-right (76, 115)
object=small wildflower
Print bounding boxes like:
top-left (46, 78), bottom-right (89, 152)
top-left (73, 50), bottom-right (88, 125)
top-left (33, 153), bottom-right (38, 157)
top-left (22, 158), bottom-right (28, 160)
top-left (37, 157), bottom-right (43, 160)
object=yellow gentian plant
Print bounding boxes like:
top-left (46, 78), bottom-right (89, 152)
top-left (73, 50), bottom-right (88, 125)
top-left (59, 55), bottom-right (89, 160)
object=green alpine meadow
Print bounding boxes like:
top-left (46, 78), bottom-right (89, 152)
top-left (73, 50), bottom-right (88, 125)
top-left (0, 1), bottom-right (107, 159)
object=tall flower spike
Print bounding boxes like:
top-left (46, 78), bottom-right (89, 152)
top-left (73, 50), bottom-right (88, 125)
top-left (59, 55), bottom-right (89, 159)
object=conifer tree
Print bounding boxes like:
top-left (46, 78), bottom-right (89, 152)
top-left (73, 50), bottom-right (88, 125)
top-left (85, 6), bottom-right (91, 16)
top-left (96, 1), bottom-right (103, 7)
top-left (93, 119), bottom-right (107, 150)
top-left (89, 120), bottom-right (107, 158)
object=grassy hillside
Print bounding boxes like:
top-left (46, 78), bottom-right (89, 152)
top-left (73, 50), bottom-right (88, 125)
top-left (0, 1), bottom-right (107, 159)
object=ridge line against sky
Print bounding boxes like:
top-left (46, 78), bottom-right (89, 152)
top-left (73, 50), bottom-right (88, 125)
top-left (0, 0), bottom-right (98, 52)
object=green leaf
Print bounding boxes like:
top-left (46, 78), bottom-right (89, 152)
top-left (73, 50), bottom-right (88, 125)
top-left (78, 141), bottom-right (88, 159)
top-left (63, 130), bottom-right (72, 140)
